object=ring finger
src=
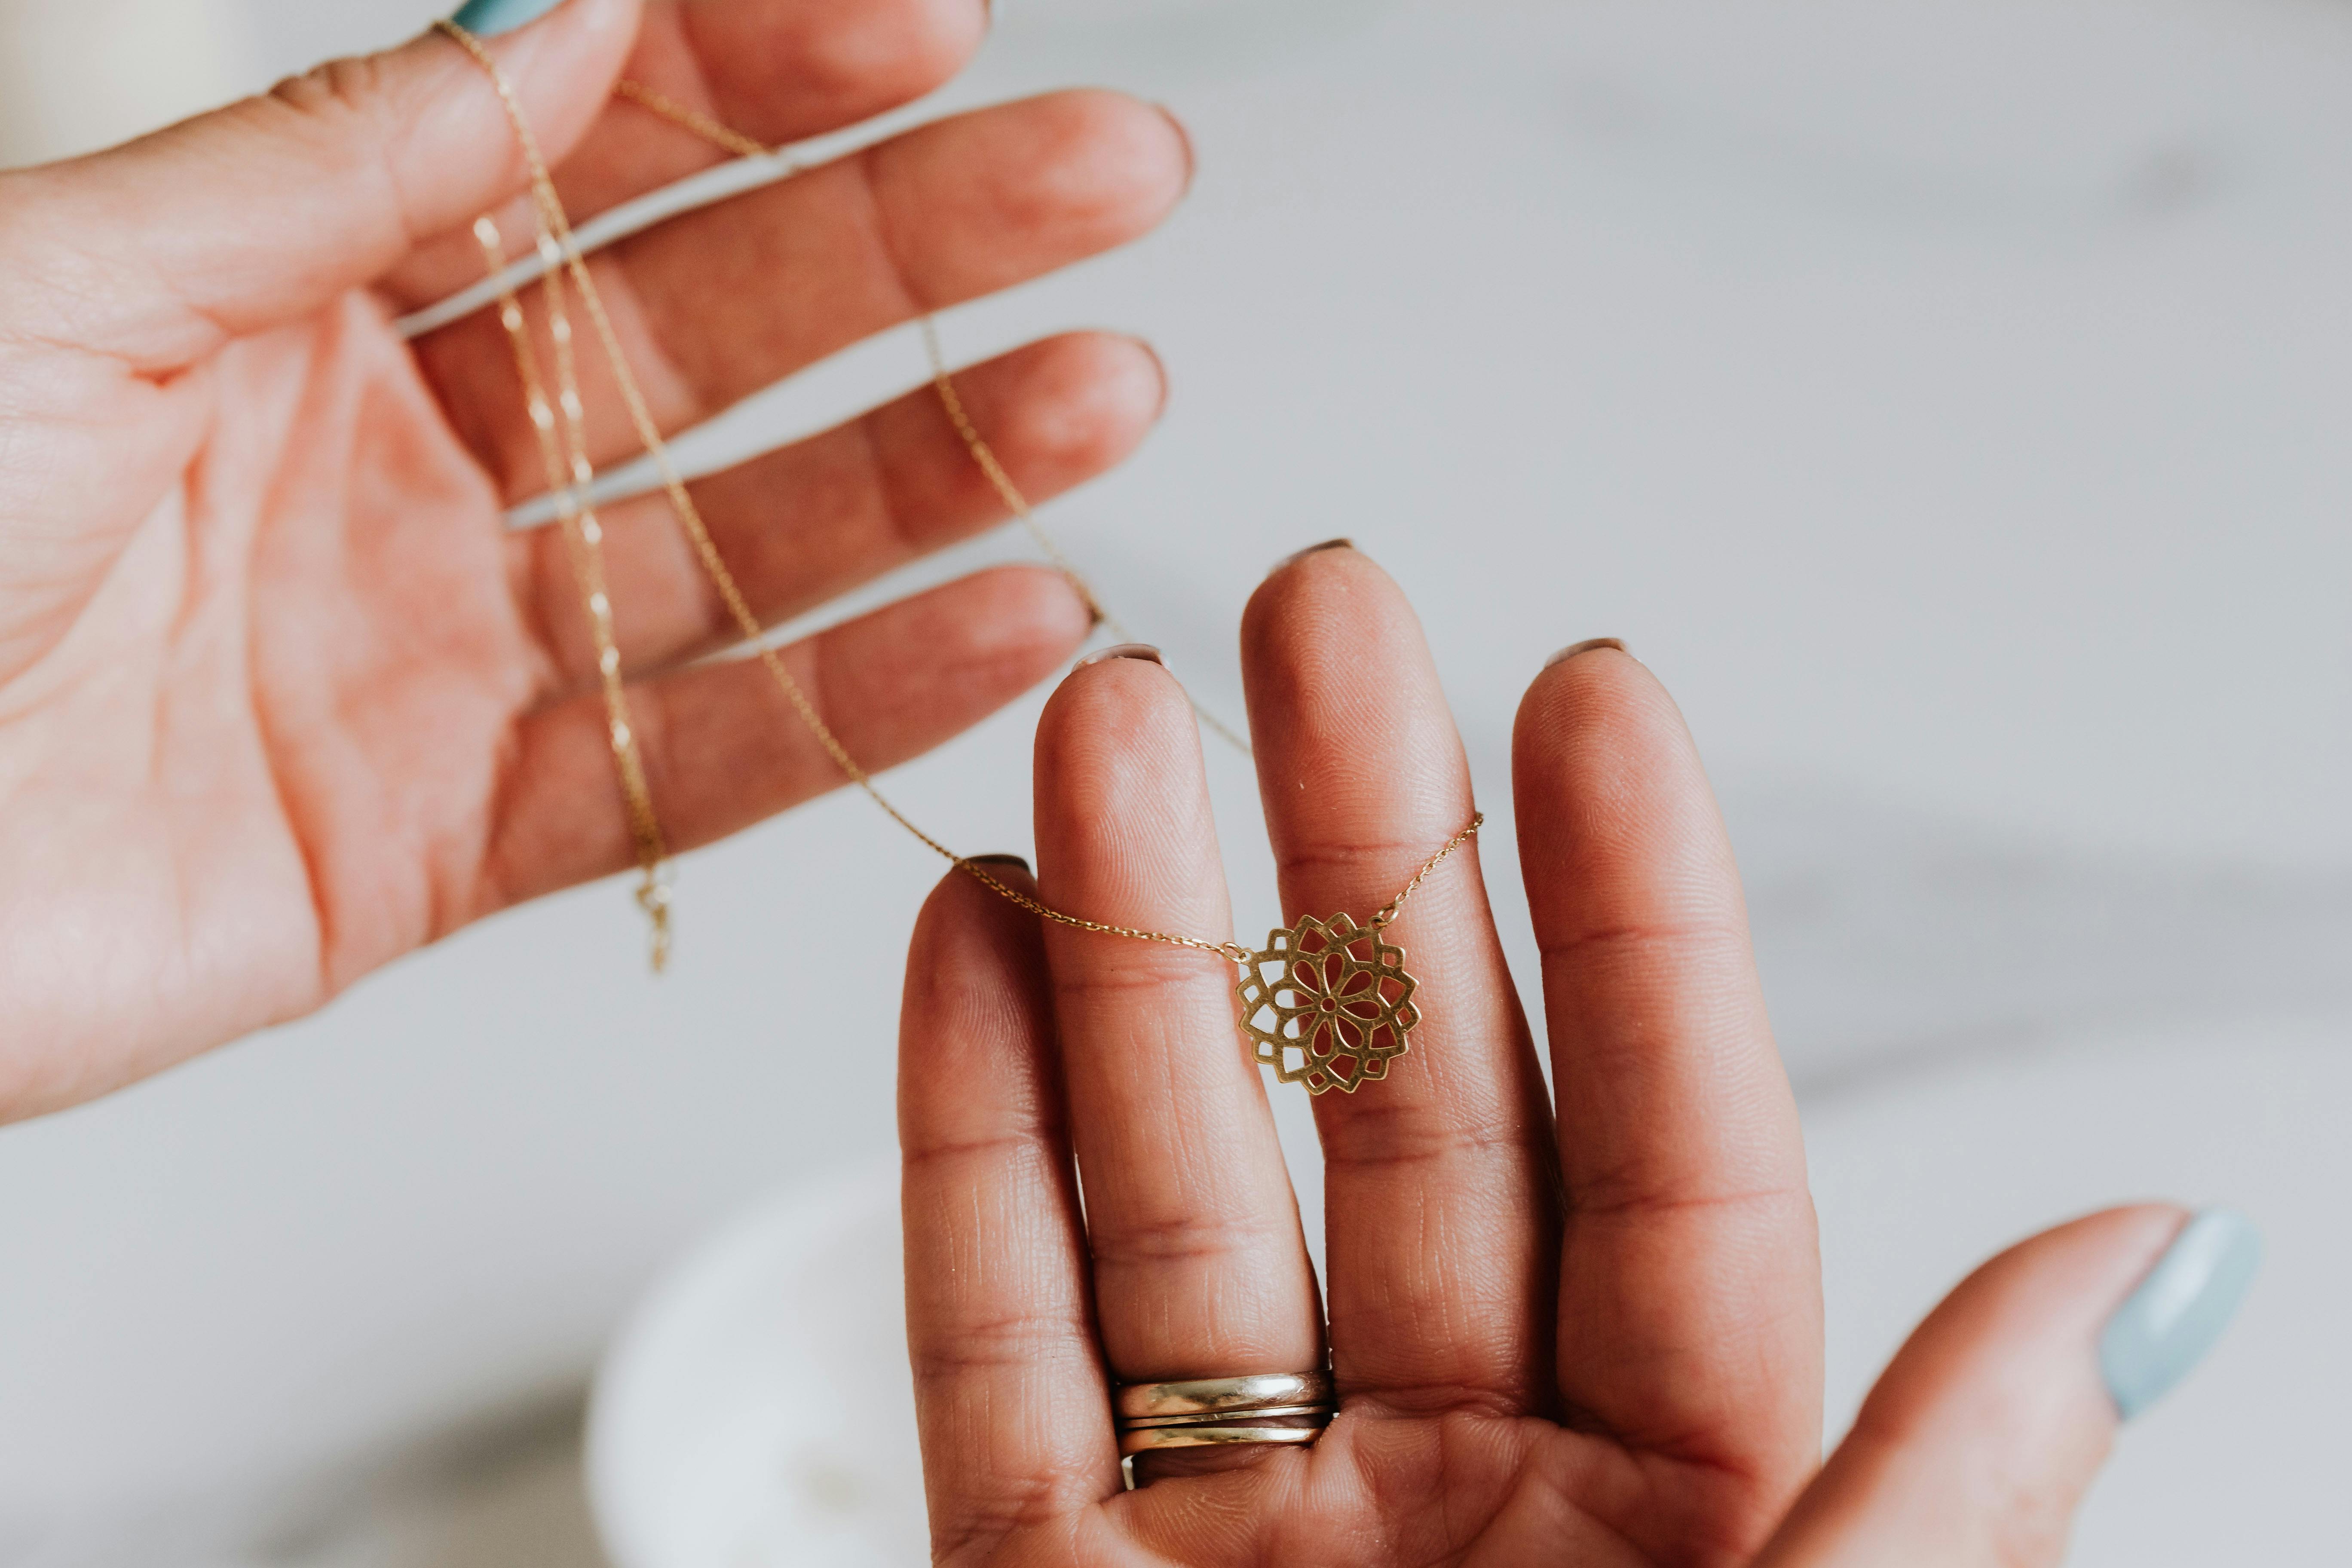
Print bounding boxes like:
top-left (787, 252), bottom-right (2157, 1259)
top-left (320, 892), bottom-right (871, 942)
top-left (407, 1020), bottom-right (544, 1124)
top-left (1031, 652), bottom-right (1323, 1429)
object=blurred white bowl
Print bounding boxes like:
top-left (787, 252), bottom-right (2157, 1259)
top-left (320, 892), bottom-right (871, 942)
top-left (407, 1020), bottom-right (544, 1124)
top-left (589, 1015), bottom-right (2348, 1566)
top-left (587, 1158), bottom-right (924, 1568)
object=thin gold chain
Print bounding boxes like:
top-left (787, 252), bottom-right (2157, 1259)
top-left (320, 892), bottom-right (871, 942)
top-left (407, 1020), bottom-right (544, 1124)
top-left (611, 78), bottom-right (776, 162)
top-left (437, 20), bottom-right (1476, 964)
top-left (1368, 812), bottom-right (1483, 930)
top-left (469, 212), bottom-right (674, 969)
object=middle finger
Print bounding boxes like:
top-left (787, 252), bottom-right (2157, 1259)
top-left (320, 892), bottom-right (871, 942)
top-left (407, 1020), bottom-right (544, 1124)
top-left (510, 329), bottom-right (1163, 691)
top-left (1240, 545), bottom-right (1562, 1416)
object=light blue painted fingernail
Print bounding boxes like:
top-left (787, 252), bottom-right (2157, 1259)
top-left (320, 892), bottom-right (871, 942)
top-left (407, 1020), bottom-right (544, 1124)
top-left (2099, 1208), bottom-right (2262, 1420)
top-left (449, 0), bottom-right (566, 38)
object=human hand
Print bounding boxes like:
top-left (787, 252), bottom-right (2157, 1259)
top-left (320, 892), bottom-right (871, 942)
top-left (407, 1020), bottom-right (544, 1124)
top-left (0, 0), bottom-right (1187, 1117)
top-left (895, 546), bottom-right (2257, 1564)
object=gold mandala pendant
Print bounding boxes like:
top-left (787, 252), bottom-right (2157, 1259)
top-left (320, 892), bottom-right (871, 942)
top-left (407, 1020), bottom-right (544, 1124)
top-left (1235, 913), bottom-right (1421, 1096)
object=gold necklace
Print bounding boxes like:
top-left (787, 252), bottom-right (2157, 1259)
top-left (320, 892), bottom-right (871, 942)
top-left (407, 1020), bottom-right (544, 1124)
top-left (436, 19), bottom-right (1481, 1094)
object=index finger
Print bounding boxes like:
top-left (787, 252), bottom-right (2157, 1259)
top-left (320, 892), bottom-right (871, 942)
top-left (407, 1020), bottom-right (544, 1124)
top-left (379, 0), bottom-right (990, 310)
top-left (1512, 645), bottom-right (1819, 1517)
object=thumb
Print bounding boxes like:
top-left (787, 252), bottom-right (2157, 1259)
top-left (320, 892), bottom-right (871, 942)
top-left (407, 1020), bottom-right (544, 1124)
top-left (1755, 1205), bottom-right (2261, 1568)
top-left (0, 0), bottom-right (638, 368)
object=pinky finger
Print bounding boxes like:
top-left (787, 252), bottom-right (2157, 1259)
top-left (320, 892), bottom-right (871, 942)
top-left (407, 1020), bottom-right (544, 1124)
top-left (475, 564), bottom-right (1090, 915)
top-left (1755, 1206), bottom-right (2260, 1568)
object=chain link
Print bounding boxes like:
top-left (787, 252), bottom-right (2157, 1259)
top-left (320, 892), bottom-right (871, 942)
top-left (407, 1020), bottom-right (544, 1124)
top-left (611, 78), bottom-right (776, 162)
top-left (1368, 813), bottom-right (1485, 930)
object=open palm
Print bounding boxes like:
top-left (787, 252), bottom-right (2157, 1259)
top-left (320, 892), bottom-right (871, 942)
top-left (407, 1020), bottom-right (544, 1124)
top-left (896, 549), bottom-right (2197, 1566)
top-left (0, 0), bottom-right (1187, 1118)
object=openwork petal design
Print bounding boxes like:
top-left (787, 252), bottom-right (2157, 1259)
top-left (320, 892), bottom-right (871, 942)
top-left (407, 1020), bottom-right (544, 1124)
top-left (1234, 913), bottom-right (1421, 1096)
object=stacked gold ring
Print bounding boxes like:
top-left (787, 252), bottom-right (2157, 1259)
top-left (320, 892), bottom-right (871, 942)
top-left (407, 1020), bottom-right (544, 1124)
top-left (1113, 1372), bottom-right (1335, 1456)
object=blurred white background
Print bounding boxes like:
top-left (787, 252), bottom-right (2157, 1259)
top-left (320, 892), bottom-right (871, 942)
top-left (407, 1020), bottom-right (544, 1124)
top-left (0, 0), bottom-right (2347, 1562)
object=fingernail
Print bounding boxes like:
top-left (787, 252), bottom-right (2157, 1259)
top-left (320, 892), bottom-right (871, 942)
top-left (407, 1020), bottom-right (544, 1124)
top-left (1268, 538), bottom-right (1354, 576)
top-left (1128, 335), bottom-right (1170, 419)
top-left (1157, 104), bottom-right (1196, 197)
top-left (967, 853), bottom-right (1029, 870)
top-left (1544, 637), bottom-right (1627, 668)
top-left (449, 0), bottom-right (566, 38)
top-left (1078, 643), bottom-right (1164, 668)
top-left (2099, 1208), bottom-right (2262, 1421)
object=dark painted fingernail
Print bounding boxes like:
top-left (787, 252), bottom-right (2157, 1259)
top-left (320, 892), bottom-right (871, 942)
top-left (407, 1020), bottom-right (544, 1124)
top-left (448, 0), bottom-right (565, 37)
top-left (1544, 637), bottom-right (1627, 669)
top-left (1269, 538), bottom-right (1354, 576)
top-left (1157, 105), bottom-right (1196, 197)
top-left (967, 853), bottom-right (1029, 870)
top-left (2101, 1208), bottom-right (2262, 1420)
top-left (1078, 643), bottom-right (1164, 668)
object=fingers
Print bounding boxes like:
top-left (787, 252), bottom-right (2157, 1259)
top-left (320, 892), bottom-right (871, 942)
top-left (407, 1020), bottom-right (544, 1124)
top-left (2, 0), bottom-right (641, 366)
top-left (1513, 646), bottom-right (1819, 1514)
top-left (383, 0), bottom-right (990, 309)
top-left (900, 860), bottom-right (1119, 1553)
top-left (422, 88), bottom-right (1191, 492)
top-left (476, 564), bottom-right (1088, 914)
top-left (514, 332), bottom-right (1164, 688)
top-left (1755, 1207), bottom-right (2260, 1568)
top-left (1238, 548), bottom-right (1560, 1415)
top-left (1030, 654), bottom-right (1323, 1398)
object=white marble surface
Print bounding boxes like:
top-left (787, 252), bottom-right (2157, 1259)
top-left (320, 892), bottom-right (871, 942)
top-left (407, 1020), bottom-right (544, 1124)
top-left (1, 0), bottom-right (2348, 1561)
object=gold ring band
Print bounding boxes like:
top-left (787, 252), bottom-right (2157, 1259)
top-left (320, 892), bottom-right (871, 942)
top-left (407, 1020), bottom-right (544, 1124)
top-left (1119, 1423), bottom-right (1326, 1456)
top-left (1113, 1371), bottom-right (1334, 1421)
top-left (1119, 1403), bottom-right (1331, 1429)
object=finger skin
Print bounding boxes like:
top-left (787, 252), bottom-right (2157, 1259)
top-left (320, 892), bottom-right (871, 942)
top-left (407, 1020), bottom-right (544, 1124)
top-left (900, 861), bottom-right (1121, 1554)
top-left (383, 0), bottom-right (991, 310)
top-left (1755, 1206), bottom-right (2188, 1568)
top-left (1239, 548), bottom-right (1561, 1416)
top-left (515, 332), bottom-right (1165, 689)
top-left (1030, 658), bottom-right (1323, 1402)
top-left (1, 0), bottom-right (643, 368)
top-left (422, 89), bottom-right (1191, 490)
top-left (477, 564), bottom-right (1087, 915)
top-left (1512, 648), bottom-right (1819, 1544)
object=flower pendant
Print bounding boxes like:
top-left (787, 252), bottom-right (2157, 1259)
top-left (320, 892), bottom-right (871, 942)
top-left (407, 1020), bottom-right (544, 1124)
top-left (1235, 913), bottom-right (1420, 1096)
